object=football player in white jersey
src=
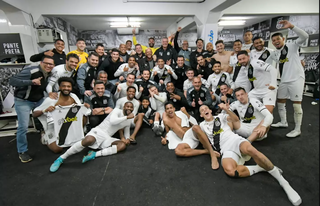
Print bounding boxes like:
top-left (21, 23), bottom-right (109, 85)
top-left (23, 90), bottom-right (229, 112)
top-left (230, 87), bottom-right (273, 142)
top-left (270, 20), bottom-right (309, 138)
top-left (251, 37), bottom-right (275, 65)
top-left (49, 102), bottom-right (135, 172)
top-left (192, 104), bottom-right (301, 206)
top-left (237, 50), bottom-right (278, 114)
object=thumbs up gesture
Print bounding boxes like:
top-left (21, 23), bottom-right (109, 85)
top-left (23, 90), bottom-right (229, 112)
top-left (123, 65), bottom-right (129, 72)
top-left (191, 99), bottom-right (196, 107)
top-left (44, 50), bottom-right (54, 57)
top-left (32, 77), bottom-right (43, 85)
top-left (198, 98), bottom-right (203, 105)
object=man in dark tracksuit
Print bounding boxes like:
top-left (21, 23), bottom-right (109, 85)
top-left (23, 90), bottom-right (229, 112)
top-left (186, 77), bottom-right (212, 122)
top-left (98, 48), bottom-right (124, 85)
top-left (30, 39), bottom-right (66, 66)
top-left (189, 38), bottom-right (209, 70)
top-left (165, 82), bottom-right (189, 111)
top-left (154, 38), bottom-right (177, 66)
top-left (195, 55), bottom-right (216, 80)
top-left (138, 48), bottom-right (156, 73)
top-left (76, 52), bottom-right (99, 99)
top-left (135, 69), bottom-right (158, 100)
top-left (84, 81), bottom-right (114, 128)
top-left (9, 56), bottom-right (55, 163)
top-left (171, 55), bottom-right (189, 91)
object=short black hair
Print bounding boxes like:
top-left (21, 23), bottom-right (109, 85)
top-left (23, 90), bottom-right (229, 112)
top-left (88, 52), bottom-right (99, 58)
top-left (186, 68), bottom-right (195, 73)
top-left (234, 87), bottom-right (246, 94)
top-left (126, 40), bottom-right (132, 44)
top-left (166, 81), bottom-right (174, 86)
top-left (127, 85), bottom-right (136, 92)
top-left (111, 48), bottom-right (120, 54)
top-left (213, 61), bottom-right (221, 66)
top-left (135, 44), bottom-right (142, 48)
top-left (41, 55), bottom-right (54, 62)
top-left (196, 38), bottom-right (204, 44)
top-left (141, 96), bottom-right (150, 102)
top-left (252, 36), bottom-right (263, 42)
top-left (148, 37), bottom-right (155, 41)
top-left (196, 55), bottom-right (204, 59)
top-left (219, 83), bottom-right (229, 88)
top-left (233, 39), bottom-right (242, 44)
top-left (127, 73), bottom-right (136, 78)
top-left (58, 77), bottom-right (74, 87)
top-left (54, 39), bottom-right (64, 44)
top-left (94, 80), bottom-right (105, 87)
top-left (271, 32), bottom-right (283, 38)
top-left (76, 38), bottom-right (85, 43)
top-left (66, 53), bottom-right (79, 61)
top-left (157, 57), bottom-right (164, 62)
top-left (142, 69), bottom-right (150, 74)
top-left (177, 55), bottom-right (184, 60)
top-left (124, 101), bottom-right (134, 107)
top-left (128, 56), bottom-right (136, 61)
top-left (215, 40), bottom-right (224, 46)
top-left (244, 30), bottom-right (252, 34)
top-left (165, 101), bottom-right (174, 109)
top-left (237, 50), bottom-right (249, 58)
top-left (95, 43), bottom-right (104, 49)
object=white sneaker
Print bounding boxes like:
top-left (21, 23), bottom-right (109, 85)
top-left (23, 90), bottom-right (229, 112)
top-left (256, 133), bottom-right (267, 141)
top-left (286, 130), bottom-right (301, 138)
top-left (271, 122), bottom-right (288, 128)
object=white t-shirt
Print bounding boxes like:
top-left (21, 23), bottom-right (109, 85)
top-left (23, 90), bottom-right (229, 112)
top-left (270, 26), bottom-right (308, 83)
top-left (46, 64), bottom-right (74, 93)
top-left (114, 82), bottom-right (141, 100)
top-left (205, 72), bottom-right (234, 93)
top-left (151, 65), bottom-right (178, 85)
top-left (241, 43), bottom-right (253, 51)
top-left (50, 104), bottom-right (91, 147)
top-left (229, 98), bottom-right (266, 127)
top-left (149, 92), bottom-right (167, 113)
top-left (114, 63), bottom-right (140, 79)
top-left (250, 47), bottom-right (275, 65)
top-left (115, 97), bottom-right (140, 115)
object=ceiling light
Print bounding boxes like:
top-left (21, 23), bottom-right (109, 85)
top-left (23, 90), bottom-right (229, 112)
top-left (0, 19), bottom-right (7, 23)
top-left (129, 22), bottom-right (141, 27)
top-left (220, 17), bottom-right (252, 20)
top-left (110, 21), bottom-right (140, 28)
top-left (218, 20), bottom-right (246, 26)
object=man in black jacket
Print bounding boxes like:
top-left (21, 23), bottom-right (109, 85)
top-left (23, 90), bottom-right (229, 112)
top-left (30, 39), bottom-right (66, 66)
top-left (171, 55), bottom-right (189, 91)
top-left (95, 43), bottom-right (108, 68)
top-left (135, 69), bottom-right (158, 100)
top-left (189, 38), bottom-right (209, 70)
top-left (165, 82), bottom-right (189, 111)
top-left (98, 48), bottom-right (124, 85)
top-left (138, 48), bottom-right (156, 72)
top-left (154, 37), bottom-right (177, 66)
top-left (9, 56), bottom-right (55, 163)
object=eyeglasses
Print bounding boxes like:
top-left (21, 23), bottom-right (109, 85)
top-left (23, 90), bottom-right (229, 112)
top-left (42, 62), bottom-right (55, 67)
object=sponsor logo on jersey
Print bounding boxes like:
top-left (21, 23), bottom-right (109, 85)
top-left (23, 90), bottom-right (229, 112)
top-left (249, 77), bottom-right (257, 82)
top-left (279, 58), bottom-right (289, 63)
top-left (213, 128), bottom-right (223, 136)
top-left (244, 116), bottom-right (256, 121)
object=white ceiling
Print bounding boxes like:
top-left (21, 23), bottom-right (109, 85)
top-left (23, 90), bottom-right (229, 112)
top-left (219, 14), bottom-right (279, 29)
top-left (55, 15), bottom-right (187, 31)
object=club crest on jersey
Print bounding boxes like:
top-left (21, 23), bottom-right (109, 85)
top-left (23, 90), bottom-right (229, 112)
top-left (262, 53), bottom-right (268, 59)
top-left (248, 107), bottom-right (253, 114)
top-left (249, 69), bottom-right (253, 75)
top-left (214, 120), bottom-right (220, 127)
top-left (200, 93), bottom-right (204, 97)
top-left (167, 51), bottom-right (170, 56)
top-left (221, 76), bottom-right (226, 82)
top-left (208, 64), bottom-right (212, 68)
top-left (103, 99), bottom-right (108, 104)
top-left (72, 107), bottom-right (78, 113)
top-left (282, 49), bottom-right (287, 55)
top-left (159, 52), bottom-right (163, 56)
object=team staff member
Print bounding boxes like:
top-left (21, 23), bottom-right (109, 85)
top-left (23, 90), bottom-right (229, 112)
top-left (68, 38), bottom-right (88, 70)
top-left (173, 27), bottom-right (191, 67)
top-left (85, 80), bottom-right (114, 128)
top-left (95, 43), bottom-right (108, 68)
top-left (9, 56), bottom-right (55, 163)
top-left (138, 48), bottom-right (156, 72)
top-left (171, 55), bottom-right (188, 91)
top-left (189, 38), bottom-right (209, 70)
top-left (135, 69), bottom-right (158, 99)
top-left (270, 20), bottom-right (309, 138)
top-left (154, 37), bottom-right (178, 66)
top-left (30, 39), bottom-right (66, 66)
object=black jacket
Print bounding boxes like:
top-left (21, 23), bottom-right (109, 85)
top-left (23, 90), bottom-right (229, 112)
top-left (154, 44), bottom-right (177, 66)
top-left (189, 49), bottom-right (209, 70)
top-left (138, 56), bottom-right (156, 72)
top-left (195, 59), bottom-right (216, 80)
top-left (30, 48), bottom-right (66, 66)
top-left (98, 56), bottom-right (124, 80)
top-left (166, 88), bottom-right (189, 111)
top-left (171, 64), bottom-right (189, 91)
top-left (135, 78), bottom-right (159, 99)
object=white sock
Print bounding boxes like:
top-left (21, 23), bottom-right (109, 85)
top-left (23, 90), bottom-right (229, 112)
top-left (293, 104), bottom-right (303, 132)
top-left (246, 165), bottom-right (266, 176)
top-left (60, 141), bottom-right (85, 159)
top-left (277, 103), bottom-right (287, 124)
top-left (154, 121), bottom-right (159, 126)
top-left (268, 167), bottom-right (301, 205)
top-left (95, 145), bottom-right (117, 158)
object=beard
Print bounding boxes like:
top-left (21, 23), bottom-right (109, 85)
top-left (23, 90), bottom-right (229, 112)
top-left (60, 90), bottom-right (71, 96)
top-left (149, 43), bottom-right (154, 47)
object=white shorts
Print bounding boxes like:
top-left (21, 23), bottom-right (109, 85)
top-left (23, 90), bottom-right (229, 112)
top-left (220, 132), bottom-right (249, 158)
top-left (44, 124), bottom-right (84, 147)
top-left (180, 128), bottom-right (199, 149)
top-left (248, 89), bottom-right (277, 106)
top-left (277, 77), bottom-right (305, 101)
top-left (222, 151), bottom-right (250, 166)
top-left (234, 122), bottom-right (255, 138)
top-left (86, 127), bottom-right (119, 149)
top-left (166, 130), bottom-right (183, 150)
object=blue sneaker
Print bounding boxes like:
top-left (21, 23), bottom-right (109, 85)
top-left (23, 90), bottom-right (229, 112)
top-left (50, 157), bottom-right (64, 173)
top-left (82, 151), bottom-right (96, 163)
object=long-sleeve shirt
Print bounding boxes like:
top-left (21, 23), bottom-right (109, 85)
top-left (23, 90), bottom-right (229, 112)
top-left (149, 92), bottom-right (167, 113)
top-left (114, 82), bottom-right (141, 100)
top-left (173, 31), bottom-right (191, 67)
top-left (46, 64), bottom-right (75, 93)
top-left (76, 63), bottom-right (97, 95)
top-left (150, 65), bottom-right (178, 86)
top-left (132, 36), bottom-right (159, 55)
top-left (186, 86), bottom-right (212, 108)
top-left (114, 63), bottom-right (140, 79)
top-left (30, 48), bottom-right (66, 66)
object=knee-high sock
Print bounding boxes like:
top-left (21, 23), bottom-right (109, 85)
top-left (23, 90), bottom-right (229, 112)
top-left (268, 167), bottom-right (301, 205)
top-left (246, 165), bottom-right (266, 176)
top-left (277, 103), bottom-right (287, 123)
top-left (95, 145), bottom-right (117, 158)
top-left (60, 141), bottom-right (85, 159)
top-left (293, 104), bottom-right (303, 132)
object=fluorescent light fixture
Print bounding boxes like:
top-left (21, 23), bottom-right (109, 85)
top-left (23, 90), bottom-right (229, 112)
top-left (220, 17), bottom-right (252, 20)
top-left (218, 20), bottom-right (246, 26)
top-left (110, 21), bottom-right (140, 28)
top-left (0, 19), bottom-right (7, 23)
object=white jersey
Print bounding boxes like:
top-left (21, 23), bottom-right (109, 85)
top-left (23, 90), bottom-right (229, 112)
top-left (229, 98), bottom-right (266, 127)
top-left (183, 78), bottom-right (207, 91)
top-left (205, 72), bottom-right (234, 93)
top-left (114, 82), bottom-right (141, 100)
top-left (241, 43), bottom-right (253, 51)
top-left (249, 60), bottom-right (277, 93)
top-left (114, 63), bottom-right (140, 79)
top-left (250, 48), bottom-right (275, 65)
top-left (151, 65), bottom-right (177, 85)
top-left (233, 64), bottom-right (252, 93)
top-left (96, 108), bottom-right (132, 137)
top-left (115, 97), bottom-right (140, 115)
top-left (46, 64), bottom-right (74, 93)
top-left (149, 92), bottom-right (167, 113)
top-left (270, 26), bottom-right (308, 83)
top-left (50, 104), bottom-right (91, 147)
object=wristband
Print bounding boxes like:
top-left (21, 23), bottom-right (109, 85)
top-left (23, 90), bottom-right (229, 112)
top-left (42, 109), bottom-right (46, 114)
